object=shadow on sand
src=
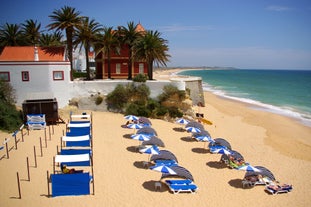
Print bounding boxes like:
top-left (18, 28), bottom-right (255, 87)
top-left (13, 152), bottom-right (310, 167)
top-left (206, 161), bottom-right (228, 169)
top-left (142, 180), bottom-right (168, 193)
top-left (192, 147), bottom-right (209, 154)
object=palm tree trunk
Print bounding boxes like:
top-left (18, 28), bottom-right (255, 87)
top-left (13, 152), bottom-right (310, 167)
top-left (107, 49), bottom-right (112, 79)
top-left (127, 49), bottom-right (132, 80)
top-left (66, 27), bottom-right (74, 81)
top-left (148, 61), bottom-right (153, 80)
top-left (84, 45), bottom-right (90, 80)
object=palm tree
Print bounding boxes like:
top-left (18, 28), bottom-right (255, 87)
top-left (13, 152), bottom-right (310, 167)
top-left (74, 17), bottom-right (103, 80)
top-left (118, 22), bottom-right (142, 80)
top-left (39, 31), bottom-right (64, 46)
top-left (21, 19), bottom-right (41, 46)
top-left (133, 30), bottom-right (170, 80)
top-left (47, 6), bottom-right (82, 80)
top-left (97, 26), bottom-right (120, 79)
top-left (0, 23), bottom-right (24, 46)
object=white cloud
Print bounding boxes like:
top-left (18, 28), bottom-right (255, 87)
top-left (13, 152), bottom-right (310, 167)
top-left (266, 5), bottom-right (292, 12)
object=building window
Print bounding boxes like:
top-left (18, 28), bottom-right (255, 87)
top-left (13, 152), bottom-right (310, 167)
top-left (139, 63), bottom-right (144, 74)
top-left (116, 63), bottom-right (121, 74)
top-left (0, 72), bottom-right (10, 82)
top-left (22, 71), bottom-right (29, 81)
top-left (53, 71), bottom-right (64, 80)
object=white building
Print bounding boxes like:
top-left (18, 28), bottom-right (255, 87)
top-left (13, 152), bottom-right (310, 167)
top-left (0, 46), bottom-right (72, 106)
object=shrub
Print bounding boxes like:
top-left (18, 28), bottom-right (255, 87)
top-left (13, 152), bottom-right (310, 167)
top-left (158, 84), bottom-right (186, 103)
top-left (133, 73), bottom-right (147, 82)
top-left (167, 106), bottom-right (183, 118)
top-left (106, 84), bottom-right (129, 111)
top-left (95, 96), bottom-right (103, 105)
top-left (0, 81), bottom-right (23, 132)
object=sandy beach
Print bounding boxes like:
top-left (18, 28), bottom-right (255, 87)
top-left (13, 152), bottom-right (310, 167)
top-left (1, 68), bottom-right (311, 207)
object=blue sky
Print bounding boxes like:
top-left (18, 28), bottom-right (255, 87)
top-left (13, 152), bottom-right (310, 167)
top-left (1, 0), bottom-right (311, 69)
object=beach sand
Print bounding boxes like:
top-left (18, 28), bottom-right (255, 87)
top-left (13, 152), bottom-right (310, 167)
top-left (1, 68), bottom-right (311, 207)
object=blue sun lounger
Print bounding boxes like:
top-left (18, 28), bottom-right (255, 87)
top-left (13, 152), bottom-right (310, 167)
top-left (62, 135), bottom-right (91, 147)
top-left (166, 183), bottom-right (198, 194)
top-left (165, 179), bottom-right (193, 185)
top-left (50, 172), bottom-right (92, 197)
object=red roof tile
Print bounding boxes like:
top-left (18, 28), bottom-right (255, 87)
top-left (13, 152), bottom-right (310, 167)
top-left (0, 46), bottom-right (66, 61)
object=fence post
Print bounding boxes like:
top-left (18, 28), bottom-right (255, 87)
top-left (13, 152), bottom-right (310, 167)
top-left (17, 172), bottom-right (21, 199)
top-left (33, 146), bottom-right (37, 168)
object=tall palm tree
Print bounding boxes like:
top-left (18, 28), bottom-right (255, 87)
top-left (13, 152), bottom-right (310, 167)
top-left (133, 30), bottom-right (170, 80)
top-left (21, 19), bottom-right (41, 46)
top-left (118, 21), bottom-right (142, 80)
top-left (47, 6), bottom-right (82, 80)
top-left (0, 23), bottom-right (24, 46)
top-left (74, 17), bottom-right (103, 80)
top-left (39, 31), bottom-right (64, 46)
top-left (97, 26), bottom-right (120, 79)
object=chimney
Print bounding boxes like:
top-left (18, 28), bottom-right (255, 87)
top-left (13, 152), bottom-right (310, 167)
top-left (34, 46), bottom-right (39, 61)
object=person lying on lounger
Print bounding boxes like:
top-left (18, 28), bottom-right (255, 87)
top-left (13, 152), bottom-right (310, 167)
top-left (61, 164), bottom-right (83, 174)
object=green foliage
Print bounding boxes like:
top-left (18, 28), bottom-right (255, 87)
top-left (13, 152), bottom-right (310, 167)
top-left (133, 73), bottom-right (147, 82)
top-left (153, 105), bottom-right (168, 117)
top-left (0, 81), bottom-right (23, 132)
top-left (158, 84), bottom-right (186, 103)
top-left (167, 106), bottom-right (183, 118)
top-left (73, 71), bottom-right (87, 79)
top-left (95, 96), bottom-right (103, 105)
top-left (106, 84), bottom-right (129, 111)
top-left (125, 102), bottom-right (151, 117)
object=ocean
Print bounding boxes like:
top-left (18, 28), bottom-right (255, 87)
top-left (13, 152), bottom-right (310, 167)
top-left (177, 69), bottom-right (311, 127)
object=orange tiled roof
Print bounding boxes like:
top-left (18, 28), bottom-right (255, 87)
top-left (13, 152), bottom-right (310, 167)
top-left (0, 46), bottom-right (66, 61)
top-left (135, 23), bottom-right (145, 32)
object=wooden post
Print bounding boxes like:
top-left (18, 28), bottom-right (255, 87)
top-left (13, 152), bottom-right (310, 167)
top-left (39, 137), bottom-right (43, 157)
top-left (62, 129), bottom-right (64, 136)
top-left (21, 129), bottom-right (24, 142)
top-left (5, 138), bottom-right (9, 159)
top-left (17, 172), bottom-right (21, 199)
top-left (48, 125), bottom-right (51, 141)
top-left (53, 156), bottom-right (55, 174)
top-left (91, 155), bottom-right (95, 195)
top-left (33, 146), bottom-right (37, 168)
top-left (45, 133), bottom-right (47, 148)
top-left (20, 124), bottom-right (24, 142)
top-left (52, 124), bottom-right (54, 135)
top-left (14, 134), bottom-right (17, 150)
top-left (26, 157), bottom-right (30, 181)
top-left (47, 171), bottom-right (50, 197)
top-left (44, 128), bottom-right (47, 143)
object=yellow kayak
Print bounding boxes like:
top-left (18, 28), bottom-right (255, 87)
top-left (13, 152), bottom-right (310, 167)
top-left (199, 118), bottom-right (213, 125)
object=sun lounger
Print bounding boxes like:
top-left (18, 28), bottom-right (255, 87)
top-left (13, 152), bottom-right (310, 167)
top-left (265, 184), bottom-right (293, 195)
top-left (50, 172), bottom-right (92, 197)
top-left (55, 153), bottom-right (91, 167)
top-left (66, 126), bottom-right (91, 136)
top-left (166, 183), bottom-right (198, 194)
top-left (62, 135), bottom-right (91, 147)
top-left (165, 179), bottom-right (193, 185)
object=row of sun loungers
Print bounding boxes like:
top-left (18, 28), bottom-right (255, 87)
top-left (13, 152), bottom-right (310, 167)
top-left (49, 113), bottom-right (94, 197)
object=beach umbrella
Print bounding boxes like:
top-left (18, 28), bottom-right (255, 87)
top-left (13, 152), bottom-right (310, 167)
top-left (150, 164), bottom-right (177, 174)
top-left (238, 164), bottom-right (261, 172)
top-left (186, 126), bottom-right (201, 133)
top-left (138, 117), bottom-right (152, 126)
top-left (245, 166), bottom-right (276, 181)
top-left (161, 165), bottom-right (194, 181)
top-left (124, 115), bottom-right (139, 121)
top-left (137, 127), bottom-right (158, 136)
top-left (150, 150), bottom-right (178, 163)
top-left (131, 134), bottom-right (152, 141)
top-left (186, 121), bottom-right (204, 130)
top-left (139, 145), bottom-right (160, 155)
top-left (142, 136), bottom-right (165, 147)
top-left (208, 138), bottom-right (232, 150)
top-left (176, 118), bottom-right (190, 125)
top-left (213, 148), bottom-right (232, 155)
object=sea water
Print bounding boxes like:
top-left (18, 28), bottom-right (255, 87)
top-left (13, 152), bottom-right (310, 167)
top-left (178, 69), bottom-right (311, 127)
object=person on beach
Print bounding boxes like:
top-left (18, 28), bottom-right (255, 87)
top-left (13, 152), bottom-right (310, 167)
top-left (61, 164), bottom-right (83, 174)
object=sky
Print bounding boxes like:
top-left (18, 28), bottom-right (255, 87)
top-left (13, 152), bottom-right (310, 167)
top-left (1, 0), bottom-right (311, 69)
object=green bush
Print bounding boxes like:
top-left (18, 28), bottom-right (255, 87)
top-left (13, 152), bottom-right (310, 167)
top-left (167, 106), bottom-right (183, 118)
top-left (133, 73), bottom-right (147, 82)
top-left (125, 102), bottom-right (151, 117)
top-left (0, 81), bottom-right (23, 132)
top-left (158, 84), bottom-right (186, 102)
top-left (106, 84), bottom-right (129, 111)
top-left (95, 96), bottom-right (103, 105)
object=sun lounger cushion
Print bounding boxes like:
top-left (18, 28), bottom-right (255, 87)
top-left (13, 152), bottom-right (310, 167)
top-left (165, 179), bottom-right (193, 185)
top-left (51, 172), bottom-right (91, 197)
top-left (66, 127), bottom-right (91, 136)
top-left (167, 184), bottom-right (198, 194)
